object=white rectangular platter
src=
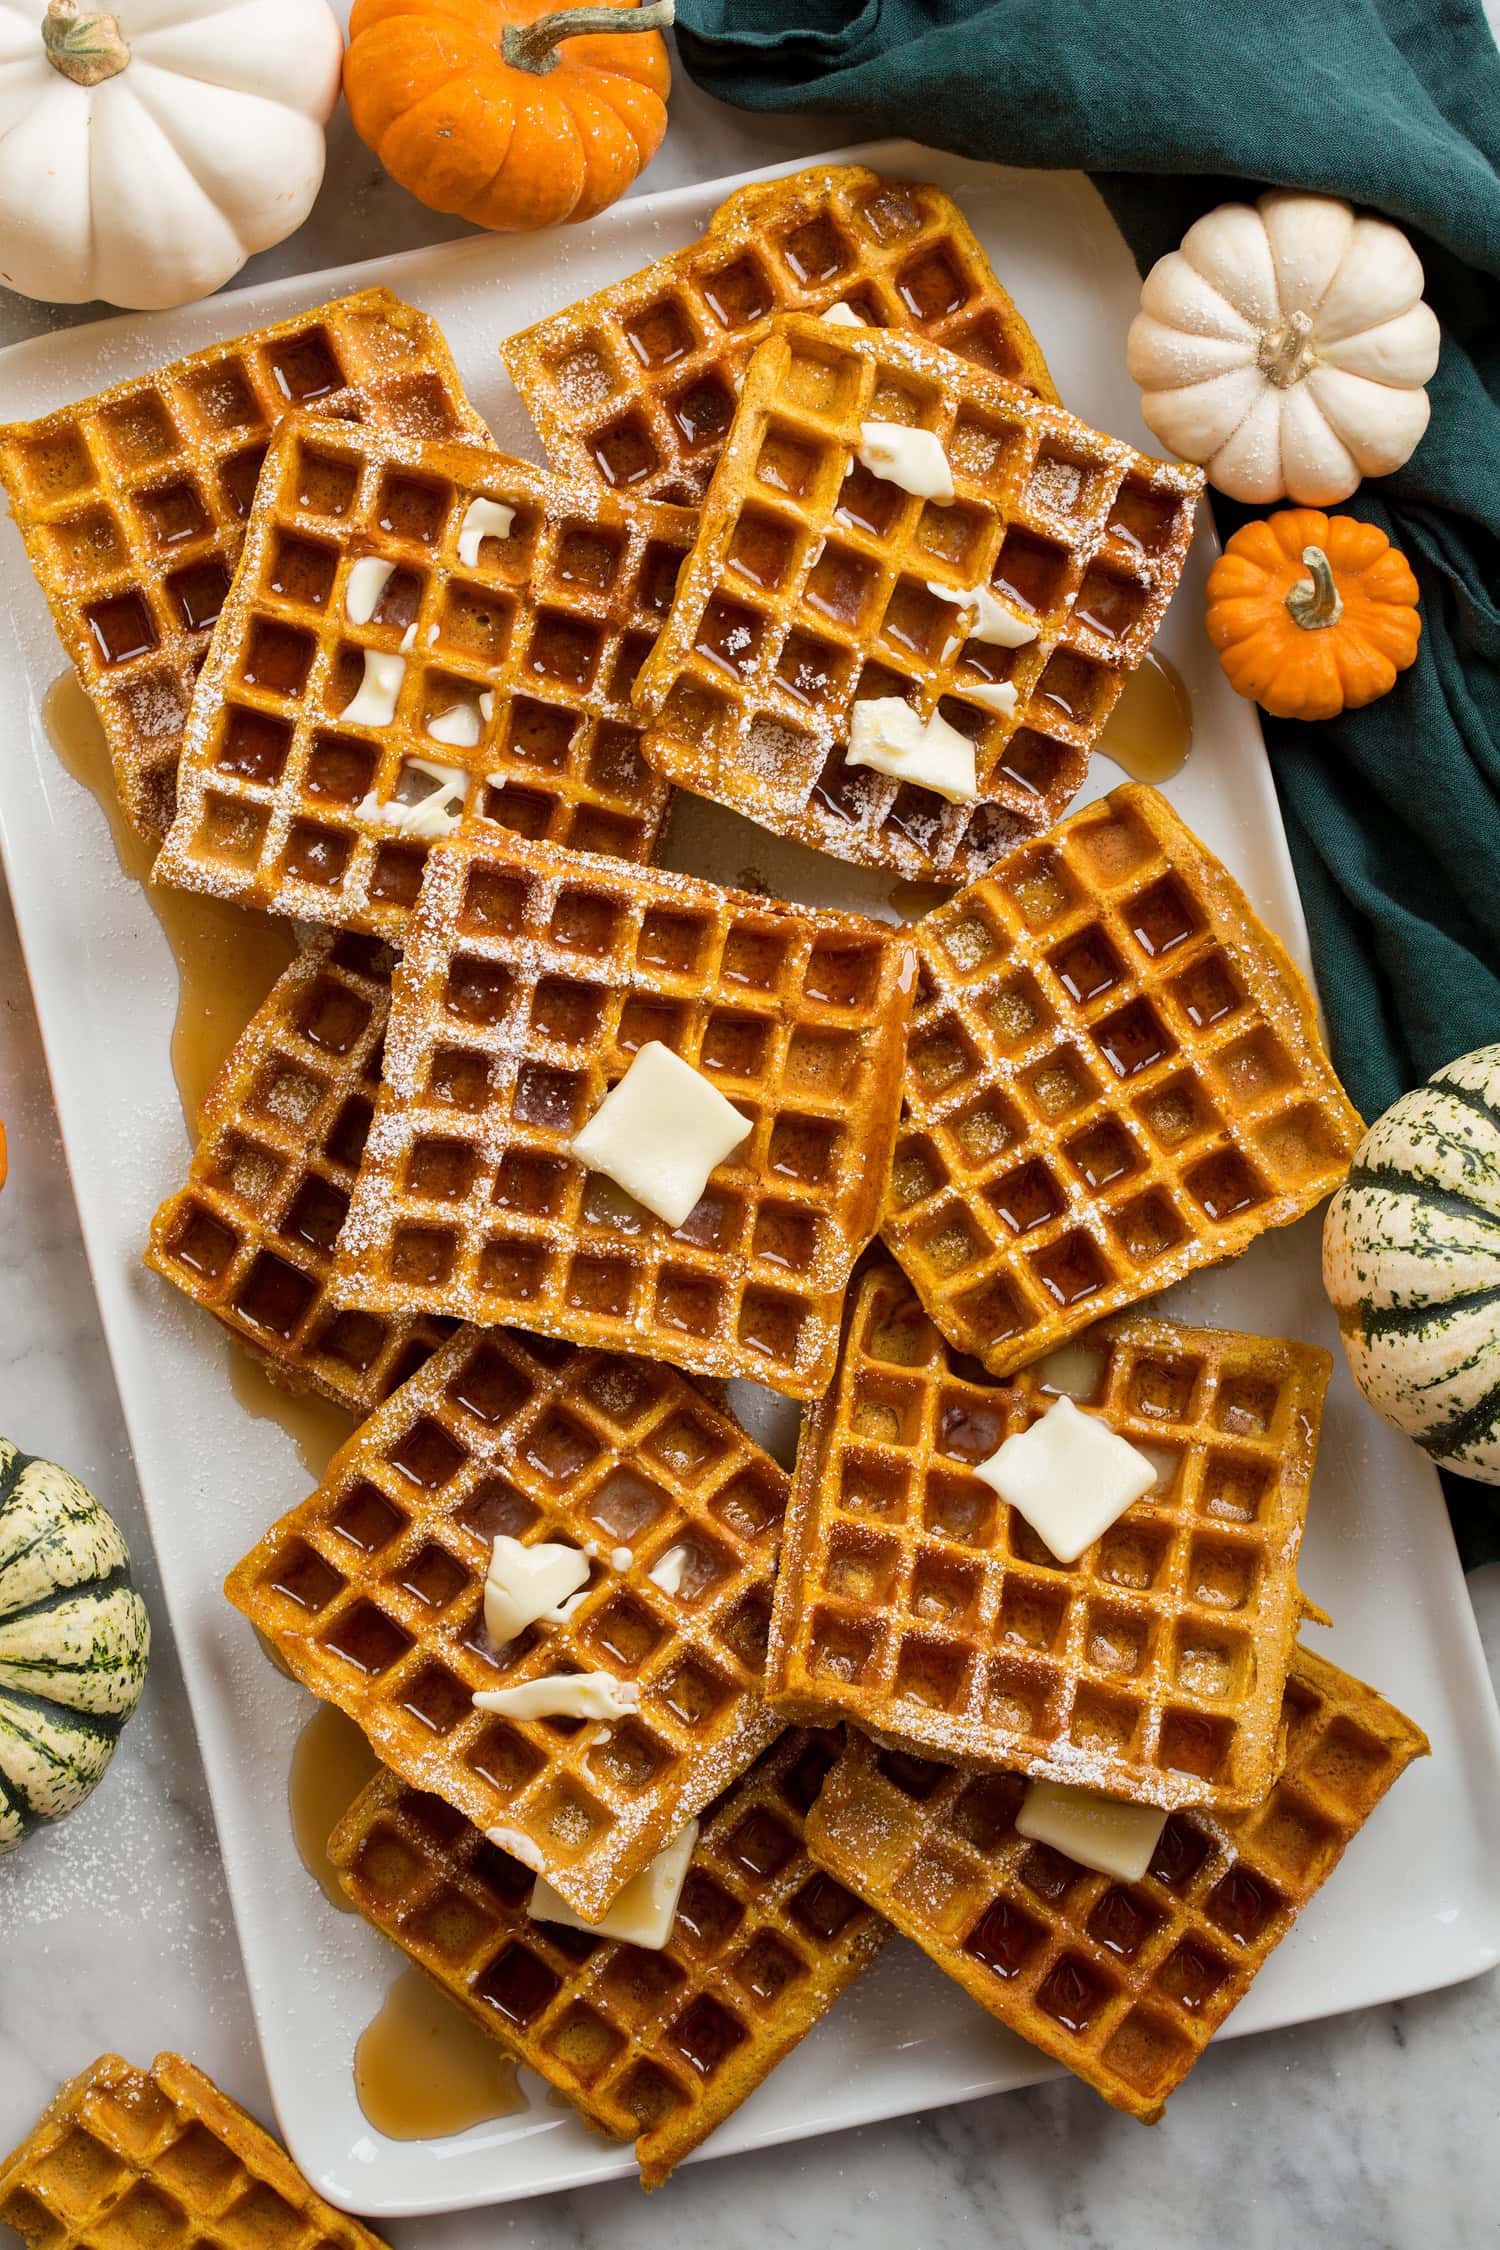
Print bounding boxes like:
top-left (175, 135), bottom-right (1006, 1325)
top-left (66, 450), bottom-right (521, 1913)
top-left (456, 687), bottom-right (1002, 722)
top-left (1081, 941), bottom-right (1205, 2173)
top-left (1, 140), bottom-right (1498, 2218)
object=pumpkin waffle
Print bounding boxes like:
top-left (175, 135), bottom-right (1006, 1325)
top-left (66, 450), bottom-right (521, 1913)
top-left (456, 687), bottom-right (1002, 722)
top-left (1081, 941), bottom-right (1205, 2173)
top-left (768, 1261), bottom-right (1330, 1811)
top-left (153, 417), bottom-right (689, 937)
top-left (226, 1322), bottom-right (790, 1919)
top-left (146, 932), bottom-right (451, 1415)
top-left (500, 163), bottom-right (1057, 510)
top-left (885, 784), bottom-right (1364, 1373)
top-left (0, 288), bottom-right (486, 840)
top-left (329, 1727), bottom-right (886, 2188)
top-left (631, 316), bottom-right (1202, 882)
top-left (0, 2051), bottom-right (386, 2250)
top-left (805, 1645), bottom-right (1427, 2120)
top-left (328, 826), bottom-right (915, 1398)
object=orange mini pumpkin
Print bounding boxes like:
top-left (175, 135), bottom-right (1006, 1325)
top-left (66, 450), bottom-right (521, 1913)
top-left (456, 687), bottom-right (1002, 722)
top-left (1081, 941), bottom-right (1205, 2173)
top-left (343, 0), bottom-right (672, 232)
top-left (1204, 508), bottom-right (1421, 723)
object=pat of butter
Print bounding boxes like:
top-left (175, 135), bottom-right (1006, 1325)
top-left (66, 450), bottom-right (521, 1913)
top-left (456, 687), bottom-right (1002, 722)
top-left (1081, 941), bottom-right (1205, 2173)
top-left (483, 1535), bottom-right (591, 1644)
top-left (527, 1820), bottom-right (699, 1951)
top-left (847, 698), bottom-right (976, 802)
top-left (821, 301), bottom-right (864, 328)
top-left (856, 421), bottom-right (954, 503)
top-left (964, 680), bottom-right (1019, 716)
top-left (648, 1543), bottom-right (689, 1598)
top-left (570, 1041), bottom-right (751, 1229)
top-left (925, 579), bottom-right (1040, 649)
top-left (975, 1395), bottom-right (1155, 1565)
top-left (1015, 1780), bottom-right (1166, 1883)
top-left (340, 649), bottom-right (405, 728)
top-left (472, 1671), bottom-right (640, 1723)
top-left (458, 496), bottom-right (516, 568)
top-left (426, 701), bottom-right (483, 749)
top-left (358, 758), bottom-right (468, 839)
top-left (345, 556), bottom-right (395, 625)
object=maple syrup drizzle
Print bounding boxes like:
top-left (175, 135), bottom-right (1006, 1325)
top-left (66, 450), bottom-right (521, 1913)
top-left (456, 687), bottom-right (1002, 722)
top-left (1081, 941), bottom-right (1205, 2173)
top-left (227, 1344), bottom-right (356, 1484)
top-left (43, 673), bottom-right (297, 1126)
top-left (355, 1968), bottom-right (525, 2140)
top-left (288, 1703), bottom-right (381, 1914)
top-left (1095, 651), bottom-right (1192, 786)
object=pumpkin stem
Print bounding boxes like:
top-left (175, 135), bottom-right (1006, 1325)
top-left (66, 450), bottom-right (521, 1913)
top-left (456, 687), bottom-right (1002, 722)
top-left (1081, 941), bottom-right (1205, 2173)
top-left (1286, 545), bottom-right (1344, 631)
top-left (42, 0), bottom-right (130, 84)
top-left (1256, 308), bottom-right (1316, 388)
top-left (501, 0), bottom-right (674, 73)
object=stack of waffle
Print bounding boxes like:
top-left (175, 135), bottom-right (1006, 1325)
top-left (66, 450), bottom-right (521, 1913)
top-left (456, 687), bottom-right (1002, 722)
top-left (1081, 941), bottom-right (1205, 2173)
top-left (3, 159), bottom-right (1426, 2194)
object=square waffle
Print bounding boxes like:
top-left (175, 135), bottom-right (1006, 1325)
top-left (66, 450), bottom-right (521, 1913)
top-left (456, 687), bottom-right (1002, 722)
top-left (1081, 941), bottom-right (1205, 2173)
top-left (146, 932), bottom-right (452, 1414)
top-left (500, 164), bottom-right (1056, 509)
top-left (329, 827), bottom-right (916, 1398)
top-left (226, 1322), bottom-right (790, 1919)
top-left (0, 288), bottom-right (487, 840)
top-left (805, 1646), bottom-right (1428, 2120)
top-left (329, 1728), bottom-right (886, 2188)
top-left (885, 784), bottom-right (1364, 1372)
top-left (631, 315), bottom-right (1202, 882)
top-left (0, 2052), bottom-right (386, 2250)
top-left (768, 1262), bottom-right (1330, 1811)
top-left (153, 417), bottom-right (689, 936)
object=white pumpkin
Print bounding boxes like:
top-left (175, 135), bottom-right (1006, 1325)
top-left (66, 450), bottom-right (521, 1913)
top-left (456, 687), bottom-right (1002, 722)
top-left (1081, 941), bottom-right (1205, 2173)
top-left (0, 0), bottom-right (343, 310)
top-left (1127, 191), bottom-right (1440, 506)
top-left (1324, 1045), bottom-right (1500, 1483)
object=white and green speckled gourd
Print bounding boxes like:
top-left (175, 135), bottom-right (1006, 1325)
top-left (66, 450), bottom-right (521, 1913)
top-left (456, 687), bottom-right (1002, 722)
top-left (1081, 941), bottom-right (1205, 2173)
top-left (1323, 1044), bottom-right (1500, 1482)
top-left (0, 1438), bottom-right (150, 1851)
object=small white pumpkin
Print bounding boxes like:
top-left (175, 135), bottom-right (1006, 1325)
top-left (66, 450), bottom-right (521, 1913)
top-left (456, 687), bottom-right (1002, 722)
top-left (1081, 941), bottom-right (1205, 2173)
top-left (0, 1437), bottom-right (150, 1850)
top-left (1324, 1045), bottom-right (1500, 1483)
top-left (0, 0), bottom-right (343, 310)
top-left (1127, 190), bottom-right (1440, 506)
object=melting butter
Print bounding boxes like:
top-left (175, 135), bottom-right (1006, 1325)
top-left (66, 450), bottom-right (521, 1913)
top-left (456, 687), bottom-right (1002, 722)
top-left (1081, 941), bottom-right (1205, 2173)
top-left (847, 698), bottom-right (976, 801)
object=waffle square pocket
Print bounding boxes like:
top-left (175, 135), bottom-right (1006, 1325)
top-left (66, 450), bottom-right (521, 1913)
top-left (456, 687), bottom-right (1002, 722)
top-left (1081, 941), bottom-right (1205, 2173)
top-left (632, 315), bottom-right (1203, 882)
top-left (884, 784), bottom-right (1365, 1371)
top-left (768, 1263), bottom-right (1330, 1811)
top-left (804, 1648), bottom-right (1427, 2120)
top-left (146, 933), bottom-right (452, 1414)
top-left (500, 162), bottom-right (1057, 509)
top-left (226, 1323), bottom-right (790, 1918)
top-left (0, 2052), bottom-right (387, 2250)
top-left (0, 288), bottom-right (487, 840)
top-left (330, 1729), bottom-right (886, 2188)
top-left (153, 417), bottom-right (692, 935)
top-left (329, 827), bottom-right (916, 1397)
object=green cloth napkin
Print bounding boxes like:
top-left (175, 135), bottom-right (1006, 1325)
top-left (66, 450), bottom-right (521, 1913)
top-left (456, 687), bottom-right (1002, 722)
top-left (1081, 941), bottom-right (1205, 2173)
top-left (674, 0), bottom-right (1500, 1563)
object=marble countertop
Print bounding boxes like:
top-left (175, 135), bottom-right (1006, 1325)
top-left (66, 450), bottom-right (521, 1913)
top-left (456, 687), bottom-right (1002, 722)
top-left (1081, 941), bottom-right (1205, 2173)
top-left (3, 30), bottom-right (1500, 2250)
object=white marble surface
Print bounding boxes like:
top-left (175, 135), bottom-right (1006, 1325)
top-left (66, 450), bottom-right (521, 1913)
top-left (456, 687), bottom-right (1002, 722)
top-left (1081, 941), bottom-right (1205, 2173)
top-left (3, 27), bottom-right (1500, 2249)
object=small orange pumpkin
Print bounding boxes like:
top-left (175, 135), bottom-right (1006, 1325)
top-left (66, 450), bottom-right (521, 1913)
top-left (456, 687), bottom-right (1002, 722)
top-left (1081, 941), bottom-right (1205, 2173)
top-left (343, 0), bottom-right (672, 232)
top-left (1204, 508), bottom-right (1421, 723)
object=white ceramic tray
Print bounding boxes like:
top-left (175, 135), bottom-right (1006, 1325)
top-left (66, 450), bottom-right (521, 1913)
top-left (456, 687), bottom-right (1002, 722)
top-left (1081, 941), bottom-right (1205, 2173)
top-left (1, 140), bottom-right (1498, 2218)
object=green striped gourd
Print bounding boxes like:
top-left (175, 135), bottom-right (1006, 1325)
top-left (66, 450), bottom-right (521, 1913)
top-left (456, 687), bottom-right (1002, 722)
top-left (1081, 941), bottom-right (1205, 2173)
top-left (1323, 1044), bottom-right (1500, 1482)
top-left (0, 1439), bottom-right (150, 1851)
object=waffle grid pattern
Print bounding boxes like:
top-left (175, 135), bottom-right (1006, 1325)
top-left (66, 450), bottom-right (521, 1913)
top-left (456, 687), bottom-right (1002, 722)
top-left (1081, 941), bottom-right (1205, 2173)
top-left (146, 933), bottom-right (452, 1414)
top-left (0, 289), bottom-right (487, 839)
top-left (154, 419), bottom-right (688, 936)
top-left (226, 1322), bottom-right (791, 1918)
top-left (768, 1263), bottom-right (1330, 1810)
top-left (0, 2052), bottom-right (386, 2250)
top-left (885, 785), bottom-right (1365, 1371)
top-left (501, 164), bottom-right (1057, 509)
top-left (330, 828), bottom-right (915, 1397)
top-left (633, 318), bottom-right (1202, 882)
top-left (331, 1729), bottom-right (886, 2188)
top-left (805, 1647), bottom-right (1428, 2120)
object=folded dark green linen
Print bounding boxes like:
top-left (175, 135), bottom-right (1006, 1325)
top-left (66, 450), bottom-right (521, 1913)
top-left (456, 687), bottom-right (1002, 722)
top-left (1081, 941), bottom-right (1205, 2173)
top-left (674, 0), bottom-right (1500, 1560)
